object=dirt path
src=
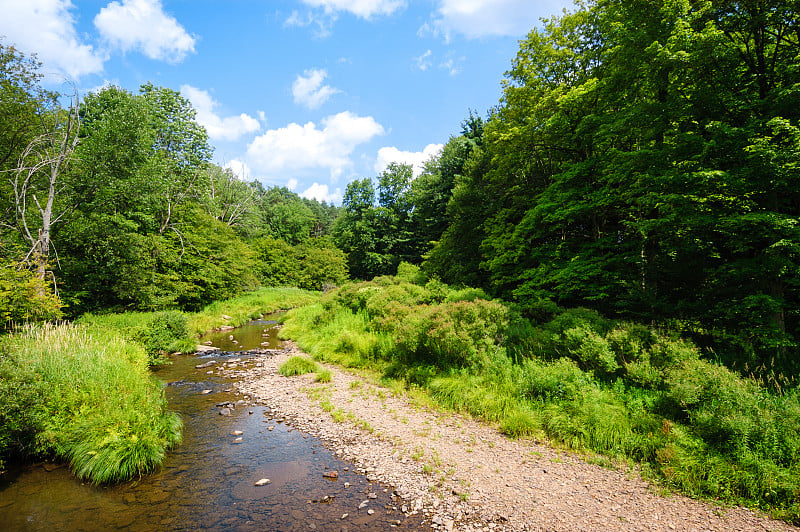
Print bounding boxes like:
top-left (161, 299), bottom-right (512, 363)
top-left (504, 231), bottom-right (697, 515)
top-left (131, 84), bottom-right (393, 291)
top-left (225, 343), bottom-right (795, 531)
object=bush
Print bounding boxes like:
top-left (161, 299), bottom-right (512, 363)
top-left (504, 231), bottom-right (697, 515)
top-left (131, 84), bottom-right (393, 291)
top-left (141, 311), bottom-right (192, 364)
top-left (518, 357), bottom-right (591, 402)
top-left (395, 299), bottom-right (510, 371)
top-left (0, 261), bottom-right (62, 330)
top-left (0, 353), bottom-right (46, 471)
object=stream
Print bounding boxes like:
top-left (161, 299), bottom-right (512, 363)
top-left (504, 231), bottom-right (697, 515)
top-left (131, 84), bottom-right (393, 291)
top-left (0, 316), bottom-right (422, 530)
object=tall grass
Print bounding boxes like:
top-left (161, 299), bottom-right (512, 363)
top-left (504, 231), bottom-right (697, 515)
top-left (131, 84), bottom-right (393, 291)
top-left (78, 310), bottom-right (195, 365)
top-left (188, 287), bottom-right (318, 336)
top-left (279, 275), bottom-right (800, 524)
top-left (0, 323), bottom-right (181, 484)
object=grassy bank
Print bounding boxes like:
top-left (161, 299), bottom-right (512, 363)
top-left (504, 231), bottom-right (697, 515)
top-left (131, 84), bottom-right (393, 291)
top-left (278, 269), bottom-right (800, 523)
top-left (0, 287), bottom-right (320, 483)
top-left (0, 323), bottom-right (181, 483)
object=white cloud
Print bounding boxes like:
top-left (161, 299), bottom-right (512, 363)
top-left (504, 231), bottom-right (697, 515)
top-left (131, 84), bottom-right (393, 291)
top-left (94, 0), bottom-right (196, 62)
top-left (287, 178), bottom-right (299, 191)
top-left (292, 69), bottom-right (340, 109)
top-left (301, 182), bottom-right (342, 204)
top-left (225, 159), bottom-right (251, 180)
top-left (180, 85), bottom-right (260, 141)
top-left (430, 0), bottom-right (572, 39)
top-left (440, 57), bottom-right (461, 76)
top-left (299, 0), bottom-right (406, 19)
top-left (246, 111), bottom-right (385, 179)
top-left (283, 9), bottom-right (333, 39)
top-left (0, 0), bottom-right (105, 80)
top-left (415, 50), bottom-right (432, 71)
top-left (375, 143), bottom-right (444, 177)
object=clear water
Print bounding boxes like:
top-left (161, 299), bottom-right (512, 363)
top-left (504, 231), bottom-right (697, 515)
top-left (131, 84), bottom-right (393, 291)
top-left (0, 318), bottom-right (421, 530)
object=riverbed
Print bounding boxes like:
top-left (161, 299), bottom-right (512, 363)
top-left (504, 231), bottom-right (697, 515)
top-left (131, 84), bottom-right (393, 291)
top-left (0, 318), bottom-right (422, 530)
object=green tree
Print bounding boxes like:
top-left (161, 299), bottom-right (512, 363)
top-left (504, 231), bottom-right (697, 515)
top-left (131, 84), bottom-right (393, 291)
top-left (333, 178), bottom-right (393, 279)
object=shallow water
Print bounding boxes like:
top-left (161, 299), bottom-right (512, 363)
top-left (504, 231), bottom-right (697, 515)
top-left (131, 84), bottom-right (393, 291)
top-left (0, 318), bottom-right (421, 530)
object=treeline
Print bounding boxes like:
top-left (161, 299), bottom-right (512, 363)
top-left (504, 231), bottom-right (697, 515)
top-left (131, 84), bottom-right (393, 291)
top-left (334, 1), bottom-right (800, 378)
top-left (0, 43), bottom-right (345, 323)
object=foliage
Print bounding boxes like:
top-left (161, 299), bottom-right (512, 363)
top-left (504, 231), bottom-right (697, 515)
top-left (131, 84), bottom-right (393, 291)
top-left (0, 261), bottom-right (61, 329)
top-left (0, 323), bottom-right (181, 484)
top-left (0, 352), bottom-right (45, 471)
top-left (280, 275), bottom-right (800, 523)
top-left (78, 310), bottom-right (195, 366)
top-left (253, 237), bottom-right (348, 291)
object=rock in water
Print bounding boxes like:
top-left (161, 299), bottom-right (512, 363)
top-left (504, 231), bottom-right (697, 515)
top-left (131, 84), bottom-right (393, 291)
top-left (254, 478), bottom-right (271, 486)
top-left (322, 471), bottom-right (338, 479)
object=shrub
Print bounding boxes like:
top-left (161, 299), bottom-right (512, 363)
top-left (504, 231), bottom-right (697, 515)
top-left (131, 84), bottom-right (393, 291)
top-left (141, 311), bottom-right (192, 364)
top-left (0, 353), bottom-right (46, 471)
top-left (395, 300), bottom-right (509, 371)
top-left (396, 262), bottom-right (428, 285)
top-left (518, 357), bottom-right (591, 402)
top-left (0, 261), bottom-right (62, 330)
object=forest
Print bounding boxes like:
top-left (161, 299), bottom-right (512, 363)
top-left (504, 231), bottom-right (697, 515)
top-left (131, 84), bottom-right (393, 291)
top-left (1, 0), bottom-right (800, 523)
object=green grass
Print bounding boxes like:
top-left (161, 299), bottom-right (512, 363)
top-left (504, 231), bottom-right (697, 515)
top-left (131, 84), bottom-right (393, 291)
top-left (0, 323), bottom-right (181, 484)
top-left (278, 355), bottom-right (319, 376)
top-left (315, 368), bottom-right (332, 383)
top-left (188, 287), bottom-right (318, 336)
top-left (277, 277), bottom-right (800, 525)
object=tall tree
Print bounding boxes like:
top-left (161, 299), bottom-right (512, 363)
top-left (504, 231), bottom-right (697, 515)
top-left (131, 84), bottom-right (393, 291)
top-left (7, 96), bottom-right (81, 284)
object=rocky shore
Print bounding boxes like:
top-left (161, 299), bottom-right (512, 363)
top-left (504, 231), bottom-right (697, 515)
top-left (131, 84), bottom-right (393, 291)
top-left (216, 342), bottom-right (796, 532)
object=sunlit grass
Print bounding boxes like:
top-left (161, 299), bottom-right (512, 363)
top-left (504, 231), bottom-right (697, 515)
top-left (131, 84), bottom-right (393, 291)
top-left (278, 355), bottom-right (318, 376)
top-left (0, 323), bottom-right (181, 484)
top-left (188, 287), bottom-right (318, 336)
top-left (277, 277), bottom-right (800, 524)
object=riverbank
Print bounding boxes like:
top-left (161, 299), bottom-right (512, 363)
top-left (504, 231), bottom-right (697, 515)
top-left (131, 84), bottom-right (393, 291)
top-left (227, 342), bottom-right (796, 532)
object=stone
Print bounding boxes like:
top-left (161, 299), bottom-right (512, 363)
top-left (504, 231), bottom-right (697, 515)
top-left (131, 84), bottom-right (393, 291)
top-left (359, 500), bottom-right (369, 510)
top-left (341, 513), bottom-right (348, 520)
top-left (195, 345), bottom-right (220, 354)
top-left (254, 478), bottom-right (271, 486)
top-left (231, 430), bottom-right (243, 436)
top-left (201, 389), bottom-right (212, 394)
top-left (232, 437), bottom-right (243, 444)
top-left (322, 471), bottom-right (338, 479)
top-left (367, 509), bottom-right (375, 515)
top-left (219, 408), bottom-right (232, 416)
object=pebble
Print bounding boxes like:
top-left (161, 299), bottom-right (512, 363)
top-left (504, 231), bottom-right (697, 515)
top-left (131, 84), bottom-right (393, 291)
top-left (254, 478), bottom-right (271, 486)
top-left (231, 430), bottom-right (243, 436)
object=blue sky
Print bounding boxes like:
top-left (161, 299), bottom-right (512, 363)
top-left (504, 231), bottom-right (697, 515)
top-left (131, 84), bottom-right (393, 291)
top-left (0, 0), bottom-right (573, 203)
